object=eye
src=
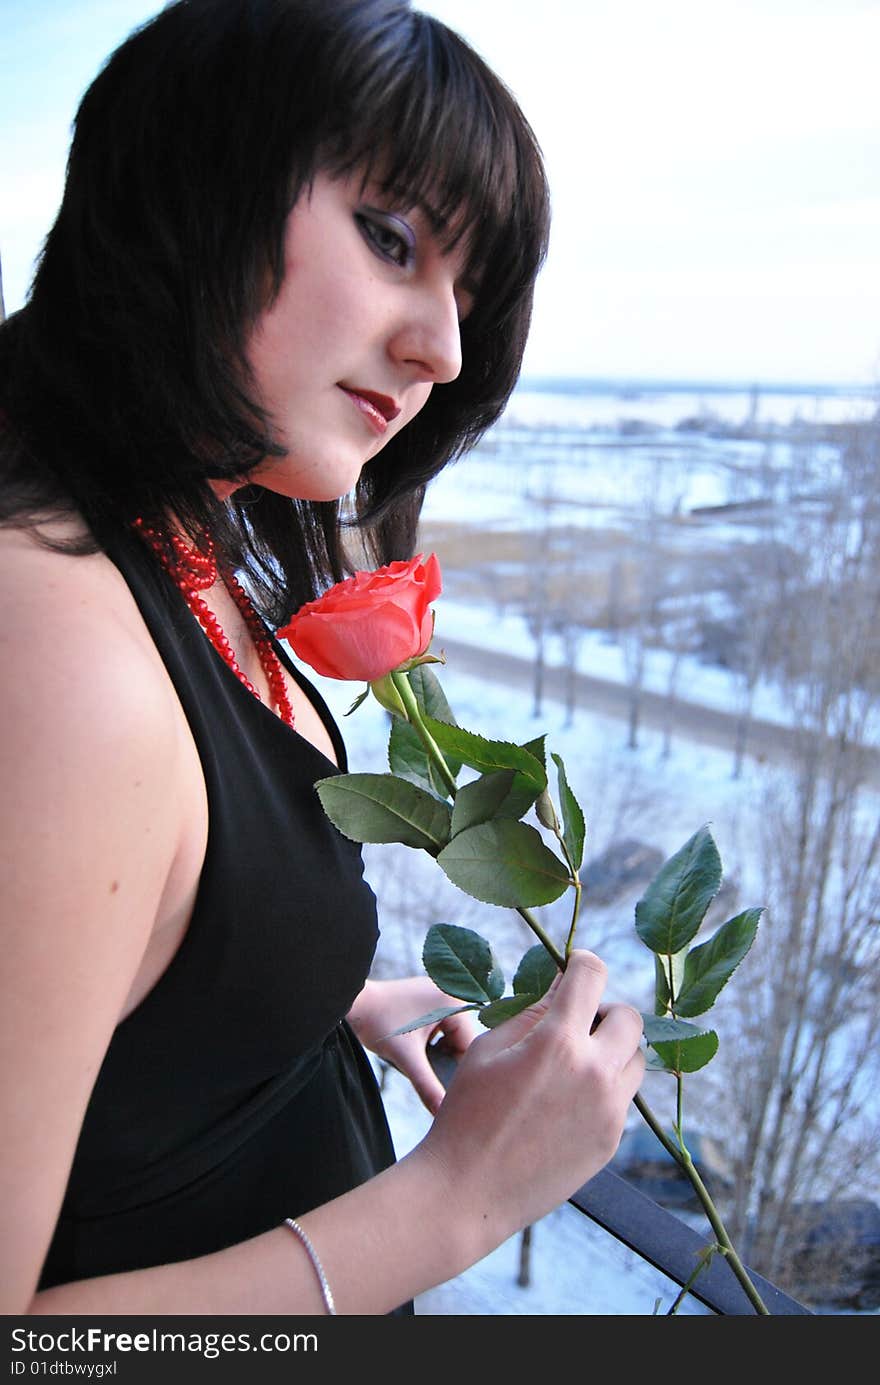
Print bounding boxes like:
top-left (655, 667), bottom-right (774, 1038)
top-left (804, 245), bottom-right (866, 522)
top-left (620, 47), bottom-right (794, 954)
top-left (355, 210), bottom-right (416, 270)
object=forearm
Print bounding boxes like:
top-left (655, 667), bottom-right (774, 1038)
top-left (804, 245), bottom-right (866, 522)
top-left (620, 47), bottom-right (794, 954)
top-left (27, 1146), bottom-right (477, 1317)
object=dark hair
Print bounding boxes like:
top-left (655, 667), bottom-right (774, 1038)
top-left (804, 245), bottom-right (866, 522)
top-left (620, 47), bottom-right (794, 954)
top-left (0, 0), bottom-right (549, 619)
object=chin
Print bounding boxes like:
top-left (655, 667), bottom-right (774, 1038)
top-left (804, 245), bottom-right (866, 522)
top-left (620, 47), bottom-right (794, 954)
top-left (252, 455), bottom-right (365, 503)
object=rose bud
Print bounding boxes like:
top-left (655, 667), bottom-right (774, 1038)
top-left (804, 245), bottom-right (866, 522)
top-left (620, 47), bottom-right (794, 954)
top-left (278, 553), bottom-right (442, 683)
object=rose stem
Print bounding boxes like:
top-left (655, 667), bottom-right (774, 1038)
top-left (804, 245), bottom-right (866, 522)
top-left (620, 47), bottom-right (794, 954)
top-left (551, 823), bottom-right (582, 959)
top-left (632, 1090), bottom-right (770, 1313)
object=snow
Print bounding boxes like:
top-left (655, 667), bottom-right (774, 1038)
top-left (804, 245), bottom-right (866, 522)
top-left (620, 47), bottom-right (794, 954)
top-left (288, 381), bottom-right (879, 1314)
top-left (432, 599), bottom-right (804, 732)
top-left (506, 382), bottom-right (877, 430)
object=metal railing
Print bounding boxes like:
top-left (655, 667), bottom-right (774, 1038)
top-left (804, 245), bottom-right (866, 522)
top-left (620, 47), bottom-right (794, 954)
top-left (570, 1167), bottom-right (812, 1315)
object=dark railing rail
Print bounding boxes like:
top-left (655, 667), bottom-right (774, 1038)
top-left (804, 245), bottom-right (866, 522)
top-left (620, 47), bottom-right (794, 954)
top-left (428, 1049), bottom-right (813, 1315)
top-left (570, 1168), bottom-right (812, 1315)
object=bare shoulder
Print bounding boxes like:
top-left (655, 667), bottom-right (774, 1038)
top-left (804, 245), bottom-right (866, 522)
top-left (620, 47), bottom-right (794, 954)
top-left (0, 520), bottom-right (174, 714)
top-left (0, 521), bottom-right (185, 902)
top-left (0, 522), bottom-right (189, 1308)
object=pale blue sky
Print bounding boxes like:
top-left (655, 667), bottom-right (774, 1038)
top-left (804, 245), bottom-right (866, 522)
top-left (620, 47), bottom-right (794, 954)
top-left (2, 0), bottom-right (878, 385)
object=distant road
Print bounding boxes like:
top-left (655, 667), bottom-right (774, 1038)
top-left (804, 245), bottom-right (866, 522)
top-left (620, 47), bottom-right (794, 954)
top-left (438, 637), bottom-right (880, 787)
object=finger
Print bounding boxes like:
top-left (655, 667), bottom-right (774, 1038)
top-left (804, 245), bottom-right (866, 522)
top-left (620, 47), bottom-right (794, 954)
top-left (432, 1015), bottom-right (479, 1057)
top-left (465, 985), bottom-right (557, 1056)
top-left (466, 953), bottom-right (606, 1058)
top-left (623, 1045), bottom-right (647, 1099)
top-left (591, 1003), bottom-right (645, 1066)
top-left (546, 950), bottom-right (608, 1030)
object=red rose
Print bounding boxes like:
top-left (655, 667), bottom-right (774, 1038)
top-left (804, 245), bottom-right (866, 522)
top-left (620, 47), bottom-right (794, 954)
top-left (279, 553), bottom-right (442, 681)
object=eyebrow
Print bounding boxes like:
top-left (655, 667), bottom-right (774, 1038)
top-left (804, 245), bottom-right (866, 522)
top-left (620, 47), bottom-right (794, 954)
top-left (361, 179), bottom-right (485, 305)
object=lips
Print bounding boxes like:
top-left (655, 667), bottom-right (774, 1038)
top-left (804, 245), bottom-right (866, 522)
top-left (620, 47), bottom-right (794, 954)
top-left (339, 386), bottom-right (401, 436)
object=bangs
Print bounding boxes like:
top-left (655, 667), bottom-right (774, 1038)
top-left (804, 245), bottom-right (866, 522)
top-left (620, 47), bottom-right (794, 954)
top-left (320, 9), bottom-right (549, 316)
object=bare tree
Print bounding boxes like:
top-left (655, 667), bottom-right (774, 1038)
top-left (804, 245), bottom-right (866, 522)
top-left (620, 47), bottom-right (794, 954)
top-left (703, 412), bottom-right (880, 1301)
top-left (619, 461), bottom-right (661, 750)
top-left (618, 456), bottom-right (686, 750)
top-left (726, 535), bottom-right (800, 778)
top-left (654, 608), bottom-right (702, 759)
top-left (547, 525), bottom-right (599, 728)
top-left (522, 463), bottom-right (558, 719)
top-left (719, 754), bottom-right (880, 1296)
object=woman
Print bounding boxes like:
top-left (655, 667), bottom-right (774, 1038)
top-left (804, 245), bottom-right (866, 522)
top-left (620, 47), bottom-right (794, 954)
top-left (0, 0), bottom-right (645, 1314)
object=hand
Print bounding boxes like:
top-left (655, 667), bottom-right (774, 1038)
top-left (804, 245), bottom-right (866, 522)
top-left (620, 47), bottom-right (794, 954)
top-left (346, 976), bottom-right (478, 1115)
top-left (417, 950), bottom-right (646, 1256)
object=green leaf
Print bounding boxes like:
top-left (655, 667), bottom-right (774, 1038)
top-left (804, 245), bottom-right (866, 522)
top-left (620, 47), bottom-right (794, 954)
top-left (654, 949), bottom-right (688, 1015)
top-left (388, 666), bottom-right (460, 795)
top-left (475, 762), bottom-right (547, 825)
top-left (422, 924), bottom-right (505, 1004)
top-left (641, 1014), bottom-right (711, 1045)
top-left (654, 954), bottom-right (671, 1014)
top-left (496, 775), bottom-right (547, 822)
top-left (649, 1030), bottom-right (719, 1074)
top-left (421, 716), bottom-right (547, 793)
top-left (551, 752), bottom-right (586, 870)
top-left (437, 819), bottom-right (572, 908)
top-left (387, 1003), bottom-right (479, 1037)
top-left (316, 773), bottom-right (452, 854)
top-left (521, 735), bottom-right (547, 772)
top-left (408, 662), bottom-right (455, 717)
top-left (386, 726), bottom-right (449, 797)
top-left (478, 993), bottom-right (539, 1028)
top-left (675, 908), bottom-right (763, 1017)
top-left (513, 944), bottom-right (559, 998)
top-left (450, 770), bottom-right (516, 835)
top-left (635, 825), bottom-right (722, 955)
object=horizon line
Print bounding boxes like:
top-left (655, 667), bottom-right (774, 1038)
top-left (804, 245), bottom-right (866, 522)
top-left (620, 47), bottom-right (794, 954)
top-left (519, 374), bottom-right (877, 396)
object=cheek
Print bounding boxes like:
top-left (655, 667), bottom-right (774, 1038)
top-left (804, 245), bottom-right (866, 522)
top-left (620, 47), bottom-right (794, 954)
top-left (244, 317), bottom-right (282, 404)
top-left (246, 310), bottom-right (308, 411)
top-left (403, 384), bottom-right (434, 428)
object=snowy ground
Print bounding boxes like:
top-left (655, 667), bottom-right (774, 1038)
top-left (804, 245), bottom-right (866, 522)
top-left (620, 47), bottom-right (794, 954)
top-left (433, 597), bottom-right (802, 732)
top-left (504, 382), bottom-right (877, 431)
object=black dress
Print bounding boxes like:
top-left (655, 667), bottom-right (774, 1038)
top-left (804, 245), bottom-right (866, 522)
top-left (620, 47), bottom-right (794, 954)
top-left (40, 528), bottom-right (408, 1308)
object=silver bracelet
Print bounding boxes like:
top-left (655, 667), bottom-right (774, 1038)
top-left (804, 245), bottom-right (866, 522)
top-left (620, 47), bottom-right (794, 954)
top-left (283, 1217), bottom-right (337, 1315)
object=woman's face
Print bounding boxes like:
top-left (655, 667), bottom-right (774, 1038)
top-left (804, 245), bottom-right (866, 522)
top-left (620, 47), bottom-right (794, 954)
top-left (241, 169), bottom-right (473, 502)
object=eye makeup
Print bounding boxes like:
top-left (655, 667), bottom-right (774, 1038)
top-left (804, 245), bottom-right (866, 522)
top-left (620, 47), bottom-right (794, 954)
top-left (355, 208), bottom-right (417, 269)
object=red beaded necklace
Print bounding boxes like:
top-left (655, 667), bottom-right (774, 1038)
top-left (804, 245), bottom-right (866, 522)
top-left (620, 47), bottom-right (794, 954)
top-left (134, 518), bottom-right (295, 727)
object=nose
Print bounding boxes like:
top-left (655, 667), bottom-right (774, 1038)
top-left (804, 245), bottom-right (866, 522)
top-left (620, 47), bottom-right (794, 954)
top-left (389, 278), bottom-right (463, 385)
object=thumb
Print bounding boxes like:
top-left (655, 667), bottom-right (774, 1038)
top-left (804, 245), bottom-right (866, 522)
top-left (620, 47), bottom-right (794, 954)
top-left (472, 981), bottom-right (560, 1056)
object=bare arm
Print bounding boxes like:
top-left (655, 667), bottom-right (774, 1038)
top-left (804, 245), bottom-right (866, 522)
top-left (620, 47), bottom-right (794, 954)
top-left (0, 544), bottom-right (187, 1312)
